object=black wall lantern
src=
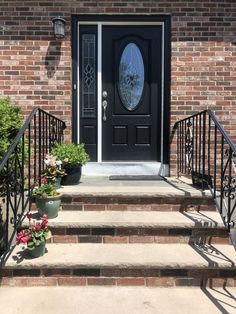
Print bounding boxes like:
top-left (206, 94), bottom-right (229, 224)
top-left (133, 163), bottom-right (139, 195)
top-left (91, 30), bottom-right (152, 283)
top-left (52, 17), bottom-right (66, 39)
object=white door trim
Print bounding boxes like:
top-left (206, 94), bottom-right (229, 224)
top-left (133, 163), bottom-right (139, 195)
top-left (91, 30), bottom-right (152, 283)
top-left (77, 21), bottom-right (166, 167)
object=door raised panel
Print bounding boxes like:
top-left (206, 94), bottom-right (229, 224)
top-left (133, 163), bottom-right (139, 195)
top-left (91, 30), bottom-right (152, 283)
top-left (113, 126), bottom-right (128, 145)
top-left (135, 125), bottom-right (151, 145)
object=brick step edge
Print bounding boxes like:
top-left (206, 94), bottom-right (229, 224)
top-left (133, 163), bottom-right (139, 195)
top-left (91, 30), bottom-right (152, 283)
top-left (45, 228), bottom-right (229, 245)
top-left (60, 195), bottom-right (215, 212)
top-left (1, 276), bottom-right (235, 288)
top-left (31, 203), bottom-right (216, 212)
top-left (48, 235), bottom-right (230, 245)
top-left (18, 224), bottom-right (229, 244)
top-left (56, 195), bottom-right (215, 210)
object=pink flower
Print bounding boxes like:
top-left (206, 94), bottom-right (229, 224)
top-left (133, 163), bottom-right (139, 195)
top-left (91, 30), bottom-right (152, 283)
top-left (16, 231), bottom-right (24, 243)
top-left (41, 214), bottom-right (48, 228)
top-left (27, 212), bottom-right (32, 221)
top-left (16, 232), bottom-right (30, 245)
top-left (20, 236), bottom-right (30, 244)
top-left (41, 178), bottom-right (47, 185)
top-left (34, 224), bottom-right (41, 232)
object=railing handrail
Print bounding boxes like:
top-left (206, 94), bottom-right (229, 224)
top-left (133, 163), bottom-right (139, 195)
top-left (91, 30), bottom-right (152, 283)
top-left (174, 109), bottom-right (236, 155)
top-left (0, 108), bottom-right (66, 172)
top-left (207, 110), bottom-right (236, 153)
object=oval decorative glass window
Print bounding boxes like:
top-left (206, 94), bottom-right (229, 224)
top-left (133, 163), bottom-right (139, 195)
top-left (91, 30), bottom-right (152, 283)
top-left (118, 43), bottom-right (144, 111)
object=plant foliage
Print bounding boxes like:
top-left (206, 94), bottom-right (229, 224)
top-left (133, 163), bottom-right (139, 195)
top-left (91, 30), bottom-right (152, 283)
top-left (0, 97), bottom-right (22, 162)
top-left (32, 179), bottom-right (59, 197)
top-left (0, 98), bottom-right (23, 197)
top-left (51, 143), bottom-right (90, 168)
top-left (16, 213), bottom-right (50, 250)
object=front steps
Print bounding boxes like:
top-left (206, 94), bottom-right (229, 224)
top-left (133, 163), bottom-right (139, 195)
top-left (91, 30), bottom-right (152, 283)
top-left (1, 177), bottom-right (236, 289)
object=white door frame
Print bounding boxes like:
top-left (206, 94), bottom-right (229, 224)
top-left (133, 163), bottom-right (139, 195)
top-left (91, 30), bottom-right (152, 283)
top-left (76, 20), bottom-right (167, 174)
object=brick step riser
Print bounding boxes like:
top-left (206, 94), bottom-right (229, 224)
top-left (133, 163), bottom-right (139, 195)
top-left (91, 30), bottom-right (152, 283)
top-left (30, 204), bottom-right (216, 212)
top-left (62, 204), bottom-right (216, 212)
top-left (2, 268), bottom-right (236, 287)
top-left (45, 227), bottom-right (229, 244)
top-left (31, 204), bottom-right (216, 212)
top-left (59, 196), bottom-right (216, 212)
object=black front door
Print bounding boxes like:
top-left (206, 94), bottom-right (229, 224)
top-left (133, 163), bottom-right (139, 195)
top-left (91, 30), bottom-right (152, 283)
top-left (102, 26), bottom-right (162, 161)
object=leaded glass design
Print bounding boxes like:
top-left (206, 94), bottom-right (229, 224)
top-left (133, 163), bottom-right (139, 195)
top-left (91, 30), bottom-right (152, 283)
top-left (118, 43), bottom-right (144, 111)
top-left (82, 34), bottom-right (96, 117)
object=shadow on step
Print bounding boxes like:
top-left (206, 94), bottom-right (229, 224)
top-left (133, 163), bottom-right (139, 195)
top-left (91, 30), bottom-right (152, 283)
top-left (201, 285), bottom-right (236, 314)
top-left (191, 243), bottom-right (235, 267)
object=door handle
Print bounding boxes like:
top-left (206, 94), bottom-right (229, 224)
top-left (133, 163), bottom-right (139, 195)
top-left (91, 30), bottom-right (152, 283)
top-left (102, 100), bottom-right (108, 121)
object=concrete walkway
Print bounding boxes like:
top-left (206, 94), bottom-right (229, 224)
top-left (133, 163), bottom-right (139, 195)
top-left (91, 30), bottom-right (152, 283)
top-left (0, 286), bottom-right (236, 314)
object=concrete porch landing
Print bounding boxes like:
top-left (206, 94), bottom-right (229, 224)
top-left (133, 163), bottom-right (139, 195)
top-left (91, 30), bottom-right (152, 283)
top-left (58, 175), bottom-right (211, 197)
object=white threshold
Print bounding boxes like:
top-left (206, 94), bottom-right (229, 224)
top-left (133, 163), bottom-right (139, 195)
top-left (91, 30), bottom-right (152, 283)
top-left (83, 162), bottom-right (169, 177)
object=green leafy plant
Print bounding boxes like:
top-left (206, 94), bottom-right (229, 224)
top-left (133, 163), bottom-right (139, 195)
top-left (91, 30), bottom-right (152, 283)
top-left (16, 213), bottom-right (50, 251)
top-left (0, 98), bottom-right (23, 197)
top-left (0, 97), bottom-right (22, 161)
top-left (51, 143), bottom-right (90, 168)
top-left (32, 179), bottom-right (59, 197)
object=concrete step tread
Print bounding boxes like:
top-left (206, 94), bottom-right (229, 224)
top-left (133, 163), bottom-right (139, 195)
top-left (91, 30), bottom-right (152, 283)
top-left (5, 243), bottom-right (236, 269)
top-left (27, 210), bottom-right (224, 229)
top-left (0, 286), bottom-right (236, 314)
top-left (59, 176), bottom-right (212, 198)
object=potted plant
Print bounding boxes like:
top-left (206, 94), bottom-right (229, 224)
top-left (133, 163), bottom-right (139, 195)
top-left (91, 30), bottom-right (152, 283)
top-left (16, 213), bottom-right (50, 258)
top-left (51, 143), bottom-right (90, 185)
top-left (42, 154), bottom-right (66, 189)
top-left (33, 178), bottom-right (61, 219)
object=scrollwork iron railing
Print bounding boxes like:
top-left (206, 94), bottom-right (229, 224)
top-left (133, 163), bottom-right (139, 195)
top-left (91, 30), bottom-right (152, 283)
top-left (0, 108), bottom-right (66, 257)
top-left (174, 110), bottom-right (236, 234)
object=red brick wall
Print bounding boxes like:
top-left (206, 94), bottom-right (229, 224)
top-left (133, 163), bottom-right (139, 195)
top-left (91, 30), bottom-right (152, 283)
top-left (0, 1), bottom-right (235, 174)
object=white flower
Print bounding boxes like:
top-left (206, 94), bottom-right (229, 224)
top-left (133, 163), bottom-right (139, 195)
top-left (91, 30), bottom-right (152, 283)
top-left (44, 159), bottom-right (50, 165)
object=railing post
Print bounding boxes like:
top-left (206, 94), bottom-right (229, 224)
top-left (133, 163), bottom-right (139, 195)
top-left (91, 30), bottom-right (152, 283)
top-left (202, 111), bottom-right (206, 189)
top-left (38, 110), bottom-right (42, 179)
top-left (177, 123), bottom-right (179, 177)
top-left (214, 124), bottom-right (217, 199)
top-left (208, 115), bottom-right (211, 186)
top-left (220, 135), bottom-right (224, 215)
top-left (227, 148), bottom-right (232, 232)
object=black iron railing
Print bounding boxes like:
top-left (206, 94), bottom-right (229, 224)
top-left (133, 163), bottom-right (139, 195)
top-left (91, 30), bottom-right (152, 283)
top-left (0, 108), bottom-right (66, 257)
top-left (174, 109), bottom-right (236, 234)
